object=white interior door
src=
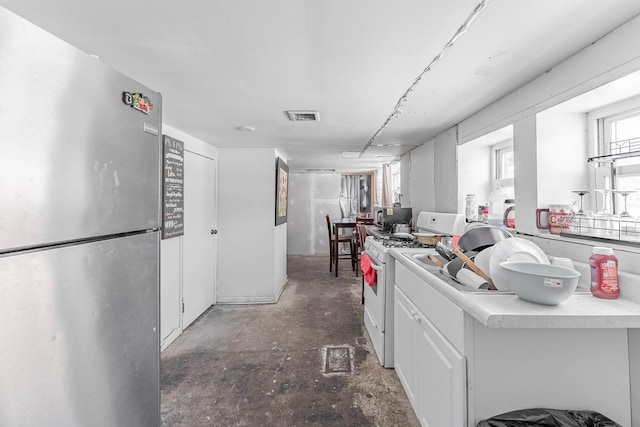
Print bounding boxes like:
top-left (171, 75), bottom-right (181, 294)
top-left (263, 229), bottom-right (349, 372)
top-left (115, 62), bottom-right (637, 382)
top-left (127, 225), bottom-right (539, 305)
top-left (182, 150), bottom-right (216, 329)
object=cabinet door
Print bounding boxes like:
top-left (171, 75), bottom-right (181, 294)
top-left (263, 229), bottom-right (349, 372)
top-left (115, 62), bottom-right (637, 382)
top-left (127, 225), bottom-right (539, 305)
top-left (394, 286), bottom-right (419, 411)
top-left (418, 313), bottom-right (467, 427)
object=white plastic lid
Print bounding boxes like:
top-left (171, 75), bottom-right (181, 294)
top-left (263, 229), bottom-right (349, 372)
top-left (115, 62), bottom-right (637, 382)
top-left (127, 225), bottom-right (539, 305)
top-left (592, 246), bottom-right (614, 255)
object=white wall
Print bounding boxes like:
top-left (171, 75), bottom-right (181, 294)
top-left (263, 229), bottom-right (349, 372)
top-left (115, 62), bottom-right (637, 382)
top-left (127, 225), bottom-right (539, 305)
top-left (274, 222), bottom-right (287, 298)
top-left (288, 173), bottom-right (314, 255)
top-left (160, 124), bottom-right (218, 351)
top-left (512, 116), bottom-right (538, 235)
top-left (458, 13), bottom-right (640, 144)
top-left (407, 127), bottom-right (460, 215)
top-left (434, 127), bottom-right (458, 213)
top-left (217, 148), bottom-right (287, 303)
top-left (408, 141), bottom-right (436, 213)
top-left (160, 235), bottom-right (181, 350)
top-left (287, 172), bottom-right (342, 255)
top-left (400, 154), bottom-right (412, 208)
top-left (457, 139), bottom-right (492, 213)
top-left (273, 151), bottom-right (288, 299)
top-left (536, 112), bottom-right (589, 206)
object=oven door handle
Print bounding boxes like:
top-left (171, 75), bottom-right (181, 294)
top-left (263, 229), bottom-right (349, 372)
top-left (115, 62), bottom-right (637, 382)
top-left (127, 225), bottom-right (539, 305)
top-left (363, 251), bottom-right (383, 271)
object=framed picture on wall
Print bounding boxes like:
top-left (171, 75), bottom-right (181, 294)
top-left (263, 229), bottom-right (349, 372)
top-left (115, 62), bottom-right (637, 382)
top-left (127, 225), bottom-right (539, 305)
top-left (275, 157), bottom-right (289, 225)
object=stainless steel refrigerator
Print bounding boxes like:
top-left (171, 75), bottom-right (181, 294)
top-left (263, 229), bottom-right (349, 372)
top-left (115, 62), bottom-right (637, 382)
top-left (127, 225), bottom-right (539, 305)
top-left (0, 8), bottom-right (162, 426)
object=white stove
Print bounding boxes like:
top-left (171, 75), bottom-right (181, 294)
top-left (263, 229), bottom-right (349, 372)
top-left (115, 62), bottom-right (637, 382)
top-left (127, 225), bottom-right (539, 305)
top-left (363, 211), bottom-right (465, 367)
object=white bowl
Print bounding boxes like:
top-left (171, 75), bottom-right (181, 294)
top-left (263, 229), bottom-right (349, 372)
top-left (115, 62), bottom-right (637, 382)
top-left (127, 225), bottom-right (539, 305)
top-left (473, 247), bottom-right (492, 278)
top-left (489, 237), bottom-right (549, 291)
top-left (499, 261), bottom-right (581, 305)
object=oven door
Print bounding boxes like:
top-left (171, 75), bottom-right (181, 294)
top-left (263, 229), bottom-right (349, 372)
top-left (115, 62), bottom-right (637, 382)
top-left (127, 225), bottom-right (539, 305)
top-left (363, 252), bottom-right (386, 365)
top-left (363, 252), bottom-right (385, 331)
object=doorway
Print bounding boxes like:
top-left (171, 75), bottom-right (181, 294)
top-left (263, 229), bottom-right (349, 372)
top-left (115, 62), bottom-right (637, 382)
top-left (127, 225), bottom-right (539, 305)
top-left (182, 150), bottom-right (217, 329)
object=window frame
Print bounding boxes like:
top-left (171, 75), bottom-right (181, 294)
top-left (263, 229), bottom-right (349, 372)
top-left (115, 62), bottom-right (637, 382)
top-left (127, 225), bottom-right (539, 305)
top-left (391, 161), bottom-right (402, 203)
top-left (588, 97), bottom-right (640, 216)
top-left (491, 139), bottom-right (514, 193)
top-left (601, 108), bottom-right (640, 155)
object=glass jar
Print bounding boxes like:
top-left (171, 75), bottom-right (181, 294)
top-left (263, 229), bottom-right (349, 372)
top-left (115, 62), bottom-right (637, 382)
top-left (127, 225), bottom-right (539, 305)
top-left (465, 194), bottom-right (478, 222)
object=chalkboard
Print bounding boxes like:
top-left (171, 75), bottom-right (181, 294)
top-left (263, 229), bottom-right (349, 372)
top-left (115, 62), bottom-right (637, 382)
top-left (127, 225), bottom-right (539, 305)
top-left (162, 135), bottom-right (184, 239)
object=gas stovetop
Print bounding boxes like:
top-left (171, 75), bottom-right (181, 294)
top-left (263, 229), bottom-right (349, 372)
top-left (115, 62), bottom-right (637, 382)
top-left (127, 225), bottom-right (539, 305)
top-left (372, 236), bottom-right (434, 249)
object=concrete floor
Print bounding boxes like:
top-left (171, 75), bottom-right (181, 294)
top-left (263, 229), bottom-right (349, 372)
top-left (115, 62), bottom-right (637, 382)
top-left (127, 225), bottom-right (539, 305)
top-left (161, 255), bottom-right (420, 427)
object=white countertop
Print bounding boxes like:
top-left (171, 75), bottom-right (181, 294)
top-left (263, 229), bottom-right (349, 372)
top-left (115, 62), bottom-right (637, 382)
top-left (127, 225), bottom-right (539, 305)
top-left (391, 247), bottom-right (640, 329)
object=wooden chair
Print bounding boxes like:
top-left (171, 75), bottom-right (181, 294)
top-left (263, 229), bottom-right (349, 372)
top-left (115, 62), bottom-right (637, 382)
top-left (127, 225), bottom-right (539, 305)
top-left (325, 214), bottom-right (354, 275)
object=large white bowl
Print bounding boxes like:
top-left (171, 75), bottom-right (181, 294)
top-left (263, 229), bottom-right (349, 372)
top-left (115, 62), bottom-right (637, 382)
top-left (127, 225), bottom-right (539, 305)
top-left (499, 261), bottom-right (581, 305)
top-left (473, 247), bottom-right (492, 278)
top-left (489, 237), bottom-right (550, 291)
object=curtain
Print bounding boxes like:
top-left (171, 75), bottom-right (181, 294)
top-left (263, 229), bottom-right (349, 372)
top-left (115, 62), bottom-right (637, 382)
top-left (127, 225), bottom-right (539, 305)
top-left (381, 163), bottom-right (393, 206)
top-left (371, 170), bottom-right (379, 207)
top-left (340, 175), bottom-right (359, 218)
top-left (340, 174), bottom-right (373, 218)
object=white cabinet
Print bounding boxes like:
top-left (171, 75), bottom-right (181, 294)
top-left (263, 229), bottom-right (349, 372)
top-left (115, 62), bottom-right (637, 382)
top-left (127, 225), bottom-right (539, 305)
top-left (417, 309), bottom-right (466, 427)
top-left (395, 285), bottom-right (467, 427)
top-left (394, 259), bottom-right (633, 426)
top-left (394, 288), bottom-right (419, 411)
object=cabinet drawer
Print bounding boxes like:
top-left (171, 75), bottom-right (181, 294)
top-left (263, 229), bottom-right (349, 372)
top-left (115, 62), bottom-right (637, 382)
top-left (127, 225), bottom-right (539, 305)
top-left (396, 262), bottom-right (466, 354)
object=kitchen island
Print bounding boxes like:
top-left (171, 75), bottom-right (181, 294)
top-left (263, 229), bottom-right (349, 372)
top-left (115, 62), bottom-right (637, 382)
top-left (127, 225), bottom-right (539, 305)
top-left (391, 247), bottom-right (640, 427)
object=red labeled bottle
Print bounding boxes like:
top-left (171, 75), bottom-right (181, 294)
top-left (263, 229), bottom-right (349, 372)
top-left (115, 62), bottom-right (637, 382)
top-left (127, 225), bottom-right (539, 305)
top-left (589, 247), bottom-right (619, 299)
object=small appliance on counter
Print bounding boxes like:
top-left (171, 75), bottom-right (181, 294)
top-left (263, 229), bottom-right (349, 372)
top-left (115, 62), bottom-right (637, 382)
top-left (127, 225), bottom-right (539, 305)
top-left (374, 206), bottom-right (413, 232)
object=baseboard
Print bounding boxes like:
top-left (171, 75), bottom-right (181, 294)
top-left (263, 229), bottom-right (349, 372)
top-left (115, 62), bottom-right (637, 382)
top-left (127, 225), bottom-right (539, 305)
top-left (217, 275), bottom-right (289, 305)
top-left (217, 295), bottom-right (277, 304)
top-left (160, 327), bottom-right (182, 352)
top-left (274, 275), bottom-right (288, 303)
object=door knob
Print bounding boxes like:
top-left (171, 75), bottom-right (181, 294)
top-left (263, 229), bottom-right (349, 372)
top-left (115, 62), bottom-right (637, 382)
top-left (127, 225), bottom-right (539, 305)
top-left (211, 229), bottom-right (218, 235)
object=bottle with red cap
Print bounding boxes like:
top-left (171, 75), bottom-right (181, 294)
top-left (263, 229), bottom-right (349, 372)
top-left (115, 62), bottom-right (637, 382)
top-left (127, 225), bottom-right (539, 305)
top-left (589, 247), bottom-right (619, 299)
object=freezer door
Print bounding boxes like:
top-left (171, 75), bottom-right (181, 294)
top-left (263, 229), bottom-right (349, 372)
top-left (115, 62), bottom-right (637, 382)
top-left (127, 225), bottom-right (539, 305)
top-left (0, 232), bottom-right (160, 427)
top-left (0, 8), bottom-right (161, 252)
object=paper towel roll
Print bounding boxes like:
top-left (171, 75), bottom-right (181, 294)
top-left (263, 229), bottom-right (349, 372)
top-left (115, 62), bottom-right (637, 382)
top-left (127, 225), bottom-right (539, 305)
top-left (456, 268), bottom-right (490, 290)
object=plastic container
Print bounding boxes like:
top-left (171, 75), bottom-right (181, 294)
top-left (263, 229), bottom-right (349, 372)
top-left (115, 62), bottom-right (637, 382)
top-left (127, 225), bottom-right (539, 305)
top-left (465, 194), bottom-right (478, 222)
top-left (589, 247), bottom-right (619, 299)
top-left (500, 261), bottom-right (580, 305)
top-left (487, 187), bottom-right (508, 227)
top-left (480, 207), bottom-right (489, 224)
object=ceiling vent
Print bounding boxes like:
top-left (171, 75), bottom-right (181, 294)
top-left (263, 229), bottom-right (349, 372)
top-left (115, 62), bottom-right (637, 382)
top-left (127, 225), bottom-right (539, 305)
top-left (286, 110), bottom-right (320, 122)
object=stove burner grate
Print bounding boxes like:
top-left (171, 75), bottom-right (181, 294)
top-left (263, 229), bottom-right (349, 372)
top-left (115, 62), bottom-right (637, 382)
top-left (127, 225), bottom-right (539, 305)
top-left (373, 235), bottom-right (435, 249)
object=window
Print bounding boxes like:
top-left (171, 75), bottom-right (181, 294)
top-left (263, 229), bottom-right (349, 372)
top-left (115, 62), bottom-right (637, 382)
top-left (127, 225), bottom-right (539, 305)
top-left (391, 162), bottom-right (401, 203)
top-left (496, 145), bottom-right (514, 180)
top-left (492, 140), bottom-right (514, 197)
top-left (340, 173), bottom-right (373, 217)
top-left (596, 108), bottom-right (640, 217)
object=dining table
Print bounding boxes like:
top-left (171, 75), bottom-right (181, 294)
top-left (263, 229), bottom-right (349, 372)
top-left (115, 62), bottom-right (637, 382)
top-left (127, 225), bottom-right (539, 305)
top-left (332, 216), bottom-right (375, 276)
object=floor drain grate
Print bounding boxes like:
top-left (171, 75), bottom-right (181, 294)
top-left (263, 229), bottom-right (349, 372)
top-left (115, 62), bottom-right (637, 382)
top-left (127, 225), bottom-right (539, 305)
top-left (321, 345), bottom-right (354, 376)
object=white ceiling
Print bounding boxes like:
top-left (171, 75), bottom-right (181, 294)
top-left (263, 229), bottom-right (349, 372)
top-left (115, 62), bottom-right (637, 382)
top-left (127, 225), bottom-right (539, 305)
top-left (2, 1), bottom-right (640, 172)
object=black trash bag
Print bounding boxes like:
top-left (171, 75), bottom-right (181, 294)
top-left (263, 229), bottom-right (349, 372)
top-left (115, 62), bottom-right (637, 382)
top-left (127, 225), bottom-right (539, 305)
top-left (476, 408), bottom-right (622, 427)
